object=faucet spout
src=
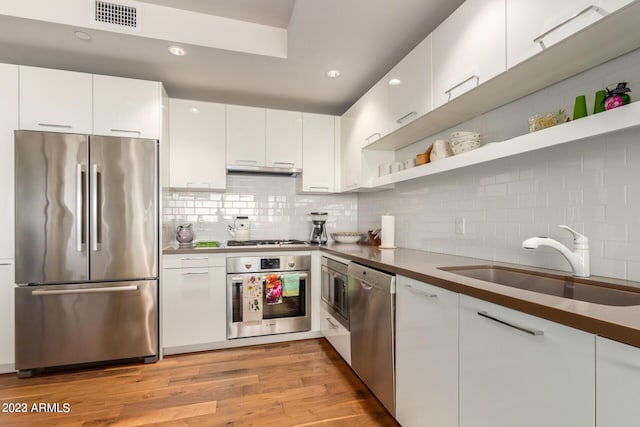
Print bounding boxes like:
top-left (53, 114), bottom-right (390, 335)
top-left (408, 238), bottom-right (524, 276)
top-left (521, 226), bottom-right (590, 277)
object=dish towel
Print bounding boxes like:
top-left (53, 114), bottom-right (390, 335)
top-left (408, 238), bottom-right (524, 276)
top-left (242, 275), bottom-right (263, 324)
top-left (265, 274), bottom-right (283, 305)
top-left (282, 273), bottom-right (300, 297)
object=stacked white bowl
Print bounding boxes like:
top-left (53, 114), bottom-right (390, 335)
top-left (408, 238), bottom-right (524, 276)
top-left (449, 131), bottom-right (481, 155)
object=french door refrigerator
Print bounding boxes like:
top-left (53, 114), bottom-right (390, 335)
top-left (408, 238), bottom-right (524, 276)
top-left (14, 130), bottom-right (158, 376)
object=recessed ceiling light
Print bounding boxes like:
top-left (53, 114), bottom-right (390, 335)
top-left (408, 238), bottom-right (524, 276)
top-left (189, 107), bottom-right (199, 113)
top-left (73, 31), bottom-right (91, 41)
top-left (388, 78), bottom-right (402, 86)
top-left (168, 45), bottom-right (187, 56)
top-left (327, 69), bottom-right (341, 78)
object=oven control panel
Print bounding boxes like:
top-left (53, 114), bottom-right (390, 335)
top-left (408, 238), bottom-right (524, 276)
top-left (260, 258), bottom-right (280, 270)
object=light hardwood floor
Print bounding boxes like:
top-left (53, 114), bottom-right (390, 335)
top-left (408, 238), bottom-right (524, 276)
top-left (0, 338), bottom-right (399, 426)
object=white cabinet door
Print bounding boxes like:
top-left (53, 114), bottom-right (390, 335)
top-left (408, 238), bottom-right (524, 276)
top-left (459, 295), bottom-right (594, 427)
top-left (320, 305), bottom-right (351, 365)
top-left (301, 113), bottom-right (335, 193)
top-left (396, 277), bottom-right (458, 427)
top-left (0, 64), bottom-right (18, 259)
top-left (169, 99), bottom-right (226, 190)
top-left (266, 109), bottom-right (302, 168)
top-left (358, 80), bottom-right (389, 146)
top-left (596, 336), bottom-right (640, 427)
top-left (93, 75), bottom-right (162, 139)
top-left (507, 0), bottom-right (633, 69)
top-left (0, 260), bottom-right (15, 373)
top-left (432, 0), bottom-right (506, 108)
top-left (386, 35), bottom-right (432, 134)
top-left (226, 105), bottom-right (266, 167)
top-left (340, 101), bottom-right (364, 191)
top-left (162, 254), bottom-right (227, 350)
top-left (19, 66), bottom-right (92, 134)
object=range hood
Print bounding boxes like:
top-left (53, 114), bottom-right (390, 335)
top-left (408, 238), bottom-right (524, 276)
top-left (226, 164), bottom-right (302, 177)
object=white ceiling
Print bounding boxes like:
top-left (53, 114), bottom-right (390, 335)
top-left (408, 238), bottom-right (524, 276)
top-left (0, 0), bottom-right (464, 115)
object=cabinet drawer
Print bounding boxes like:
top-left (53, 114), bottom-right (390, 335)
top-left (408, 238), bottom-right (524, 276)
top-left (320, 305), bottom-right (351, 365)
top-left (163, 254), bottom-right (225, 269)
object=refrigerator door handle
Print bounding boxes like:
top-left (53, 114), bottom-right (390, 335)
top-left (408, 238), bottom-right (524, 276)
top-left (91, 164), bottom-right (102, 252)
top-left (76, 164), bottom-right (86, 252)
top-left (31, 285), bottom-right (139, 296)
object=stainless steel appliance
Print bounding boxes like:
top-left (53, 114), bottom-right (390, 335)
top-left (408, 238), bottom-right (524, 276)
top-left (321, 257), bottom-right (349, 329)
top-left (227, 254), bottom-right (311, 339)
top-left (348, 262), bottom-right (396, 416)
top-left (309, 212), bottom-right (328, 244)
top-left (14, 130), bottom-right (158, 376)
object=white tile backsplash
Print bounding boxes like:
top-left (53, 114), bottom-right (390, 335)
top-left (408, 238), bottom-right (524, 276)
top-left (163, 174), bottom-right (357, 246)
top-left (360, 48), bottom-right (640, 281)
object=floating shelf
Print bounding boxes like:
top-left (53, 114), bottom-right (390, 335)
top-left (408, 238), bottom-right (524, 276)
top-left (368, 102), bottom-right (640, 188)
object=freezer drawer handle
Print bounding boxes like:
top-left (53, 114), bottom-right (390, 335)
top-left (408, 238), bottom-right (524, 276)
top-left (230, 272), bottom-right (308, 283)
top-left (31, 285), bottom-right (139, 296)
top-left (533, 5), bottom-right (608, 49)
top-left (477, 311), bottom-right (544, 336)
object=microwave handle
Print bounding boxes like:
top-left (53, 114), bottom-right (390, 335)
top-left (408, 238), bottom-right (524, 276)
top-left (230, 272), bottom-right (308, 283)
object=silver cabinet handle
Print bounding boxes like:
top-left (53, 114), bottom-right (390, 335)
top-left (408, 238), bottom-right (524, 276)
top-left (309, 186), bottom-right (329, 190)
top-left (273, 162), bottom-right (295, 166)
top-left (181, 271), bottom-right (209, 276)
top-left (76, 164), bottom-right (86, 252)
top-left (365, 132), bottom-right (381, 144)
top-left (32, 285), bottom-right (139, 296)
top-left (37, 123), bottom-right (72, 129)
top-left (533, 5), bottom-right (608, 49)
top-left (326, 317), bottom-right (339, 329)
top-left (186, 181), bottom-right (211, 187)
top-left (445, 74), bottom-right (479, 99)
top-left (396, 111), bottom-right (417, 124)
top-left (406, 284), bottom-right (438, 299)
top-left (180, 256), bottom-right (208, 261)
top-left (90, 164), bottom-right (101, 252)
top-left (0, 263), bottom-right (12, 266)
top-left (477, 311), bottom-right (544, 336)
top-left (110, 129), bottom-right (142, 136)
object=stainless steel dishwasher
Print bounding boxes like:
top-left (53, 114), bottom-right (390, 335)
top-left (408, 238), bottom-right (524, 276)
top-left (348, 262), bottom-right (396, 416)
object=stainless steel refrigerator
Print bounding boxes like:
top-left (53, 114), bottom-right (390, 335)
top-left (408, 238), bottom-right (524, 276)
top-left (14, 130), bottom-right (158, 376)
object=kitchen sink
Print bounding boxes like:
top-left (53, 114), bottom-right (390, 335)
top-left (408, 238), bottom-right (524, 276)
top-left (439, 265), bottom-right (640, 306)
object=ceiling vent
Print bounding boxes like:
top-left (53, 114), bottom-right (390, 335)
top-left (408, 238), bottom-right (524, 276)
top-left (90, 0), bottom-right (141, 31)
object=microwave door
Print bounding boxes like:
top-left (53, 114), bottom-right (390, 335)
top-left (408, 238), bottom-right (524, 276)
top-left (14, 130), bottom-right (89, 284)
top-left (88, 136), bottom-right (158, 281)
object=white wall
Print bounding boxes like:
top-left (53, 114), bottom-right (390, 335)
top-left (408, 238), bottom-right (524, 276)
top-left (163, 174), bottom-right (357, 246)
top-left (359, 48), bottom-right (640, 282)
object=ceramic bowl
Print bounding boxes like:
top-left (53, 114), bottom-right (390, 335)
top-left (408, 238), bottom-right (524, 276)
top-left (449, 138), bottom-right (481, 155)
top-left (331, 232), bottom-right (364, 244)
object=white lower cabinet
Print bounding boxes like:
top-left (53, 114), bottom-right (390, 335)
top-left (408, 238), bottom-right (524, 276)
top-left (396, 276), bottom-right (458, 427)
top-left (162, 254), bottom-right (227, 351)
top-left (0, 260), bottom-right (15, 373)
top-left (596, 336), bottom-right (640, 426)
top-left (320, 305), bottom-right (350, 365)
top-left (459, 295), bottom-right (595, 427)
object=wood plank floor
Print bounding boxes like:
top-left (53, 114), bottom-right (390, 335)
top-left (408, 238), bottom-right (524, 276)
top-left (0, 338), bottom-right (400, 426)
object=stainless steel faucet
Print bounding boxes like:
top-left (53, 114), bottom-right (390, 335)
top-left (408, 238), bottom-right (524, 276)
top-left (522, 225), bottom-right (590, 277)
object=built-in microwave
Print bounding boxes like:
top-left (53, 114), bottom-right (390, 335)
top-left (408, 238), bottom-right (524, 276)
top-left (321, 257), bottom-right (349, 330)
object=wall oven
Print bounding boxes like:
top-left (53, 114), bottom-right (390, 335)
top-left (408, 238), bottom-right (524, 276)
top-left (321, 257), bottom-right (349, 330)
top-left (226, 255), bottom-right (311, 339)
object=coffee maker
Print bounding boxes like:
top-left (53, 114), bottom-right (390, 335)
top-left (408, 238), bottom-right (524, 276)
top-left (309, 212), bottom-right (328, 244)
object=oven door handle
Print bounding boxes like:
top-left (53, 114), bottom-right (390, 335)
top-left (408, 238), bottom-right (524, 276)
top-left (229, 272), bottom-right (308, 283)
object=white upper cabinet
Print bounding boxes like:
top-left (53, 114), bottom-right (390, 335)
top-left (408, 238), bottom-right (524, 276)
top-left (340, 100), bottom-right (364, 191)
top-left (432, 0), bottom-right (506, 108)
top-left (386, 35), bottom-right (432, 134)
top-left (507, 0), bottom-right (634, 69)
top-left (596, 336), bottom-right (640, 427)
top-left (169, 99), bottom-right (226, 191)
top-left (358, 80), bottom-right (388, 146)
top-left (265, 109), bottom-right (302, 168)
top-left (0, 64), bottom-right (18, 260)
top-left (93, 75), bottom-right (162, 139)
top-left (301, 113), bottom-right (335, 193)
top-left (226, 105), bottom-right (266, 166)
top-left (19, 66), bottom-right (92, 134)
top-left (459, 295), bottom-right (595, 427)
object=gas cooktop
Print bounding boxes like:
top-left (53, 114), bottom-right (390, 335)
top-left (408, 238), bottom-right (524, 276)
top-left (226, 239), bottom-right (309, 248)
